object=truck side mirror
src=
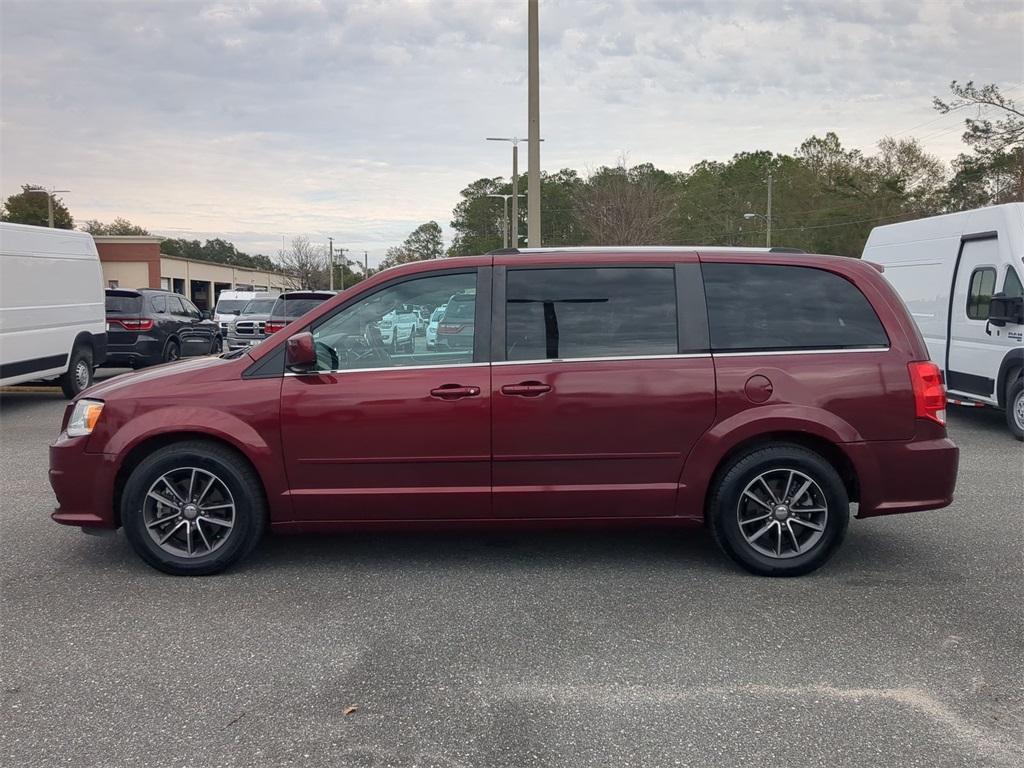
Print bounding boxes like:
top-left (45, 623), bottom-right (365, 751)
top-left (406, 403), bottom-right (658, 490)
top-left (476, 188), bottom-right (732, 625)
top-left (988, 293), bottom-right (1023, 327)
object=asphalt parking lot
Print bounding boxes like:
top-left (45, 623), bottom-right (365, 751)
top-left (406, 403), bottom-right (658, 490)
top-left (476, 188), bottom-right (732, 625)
top-left (1, 388), bottom-right (1022, 768)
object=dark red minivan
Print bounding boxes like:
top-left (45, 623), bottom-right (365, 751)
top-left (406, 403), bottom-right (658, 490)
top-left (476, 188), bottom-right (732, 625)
top-left (49, 248), bottom-right (958, 576)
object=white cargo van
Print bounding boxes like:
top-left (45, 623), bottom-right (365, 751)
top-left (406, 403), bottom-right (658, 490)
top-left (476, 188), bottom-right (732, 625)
top-left (0, 223), bottom-right (107, 397)
top-left (863, 203), bottom-right (1024, 439)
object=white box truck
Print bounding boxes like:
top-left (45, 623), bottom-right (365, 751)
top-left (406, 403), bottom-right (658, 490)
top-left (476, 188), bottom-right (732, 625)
top-left (0, 222), bottom-right (107, 397)
top-left (863, 203), bottom-right (1023, 439)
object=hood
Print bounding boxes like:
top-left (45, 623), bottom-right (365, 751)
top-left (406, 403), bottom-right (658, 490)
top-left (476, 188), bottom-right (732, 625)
top-left (80, 355), bottom-right (243, 401)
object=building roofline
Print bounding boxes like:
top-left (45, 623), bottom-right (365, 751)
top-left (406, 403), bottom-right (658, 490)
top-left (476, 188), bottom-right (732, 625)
top-left (159, 252), bottom-right (291, 277)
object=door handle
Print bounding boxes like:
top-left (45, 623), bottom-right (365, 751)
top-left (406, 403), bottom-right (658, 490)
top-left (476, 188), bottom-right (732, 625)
top-left (501, 381), bottom-right (552, 397)
top-left (430, 384), bottom-right (481, 400)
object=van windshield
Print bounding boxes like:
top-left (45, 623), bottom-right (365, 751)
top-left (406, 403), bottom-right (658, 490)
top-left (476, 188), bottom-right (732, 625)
top-left (216, 300), bottom-right (249, 314)
top-left (105, 294), bottom-right (142, 314)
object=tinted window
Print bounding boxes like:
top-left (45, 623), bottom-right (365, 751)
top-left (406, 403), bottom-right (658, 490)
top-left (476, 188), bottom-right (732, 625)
top-left (276, 298), bottom-right (326, 318)
top-left (181, 298), bottom-right (201, 317)
top-left (703, 264), bottom-right (888, 352)
top-left (166, 295), bottom-right (186, 315)
top-left (105, 293), bottom-right (142, 314)
top-left (1003, 266), bottom-right (1022, 299)
top-left (505, 267), bottom-right (677, 361)
top-left (312, 272), bottom-right (476, 371)
top-left (966, 267), bottom-right (997, 320)
top-left (151, 295), bottom-right (167, 313)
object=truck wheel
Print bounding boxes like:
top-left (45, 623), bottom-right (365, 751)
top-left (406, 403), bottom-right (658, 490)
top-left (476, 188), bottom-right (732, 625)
top-left (1007, 377), bottom-right (1024, 441)
top-left (59, 344), bottom-right (93, 399)
top-left (121, 441), bottom-right (267, 576)
top-left (709, 444), bottom-right (849, 577)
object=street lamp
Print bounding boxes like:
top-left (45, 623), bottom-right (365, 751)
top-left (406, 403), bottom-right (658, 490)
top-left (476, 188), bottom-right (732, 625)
top-left (743, 172), bottom-right (773, 247)
top-left (486, 193), bottom-right (526, 249)
top-left (486, 137), bottom-right (543, 249)
top-left (25, 186), bottom-right (70, 228)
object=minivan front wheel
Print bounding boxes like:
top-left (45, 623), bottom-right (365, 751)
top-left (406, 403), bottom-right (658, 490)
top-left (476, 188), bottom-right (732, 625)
top-left (709, 445), bottom-right (849, 576)
top-left (122, 441), bottom-right (267, 575)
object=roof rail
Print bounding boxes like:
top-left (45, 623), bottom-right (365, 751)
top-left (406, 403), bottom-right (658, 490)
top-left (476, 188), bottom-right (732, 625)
top-left (768, 246), bottom-right (806, 254)
top-left (485, 247), bottom-right (521, 255)
top-left (486, 245), bottom-right (807, 255)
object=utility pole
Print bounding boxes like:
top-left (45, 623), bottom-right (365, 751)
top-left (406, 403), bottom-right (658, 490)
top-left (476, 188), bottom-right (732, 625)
top-left (527, 0), bottom-right (541, 247)
top-left (337, 248), bottom-right (350, 290)
top-left (364, 251), bottom-right (369, 276)
top-left (766, 172), bottom-right (773, 248)
top-left (25, 186), bottom-right (70, 228)
top-left (328, 237), bottom-right (335, 291)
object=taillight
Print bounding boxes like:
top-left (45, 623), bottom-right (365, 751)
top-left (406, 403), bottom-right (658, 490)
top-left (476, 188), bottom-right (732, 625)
top-left (108, 318), bottom-right (154, 331)
top-left (908, 361), bottom-right (946, 425)
top-left (264, 321), bottom-right (285, 334)
top-left (438, 324), bottom-right (465, 334)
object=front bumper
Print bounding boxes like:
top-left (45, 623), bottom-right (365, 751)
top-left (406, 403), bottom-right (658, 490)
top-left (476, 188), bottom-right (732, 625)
top-left (49, 435), bottom-right (118, 528)
top-left (850, 434), bottom-right (959, 518)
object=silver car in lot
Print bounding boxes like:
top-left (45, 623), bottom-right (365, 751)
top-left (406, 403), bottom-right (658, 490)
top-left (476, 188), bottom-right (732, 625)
top-left (226, 295), bottom-right (278, 351)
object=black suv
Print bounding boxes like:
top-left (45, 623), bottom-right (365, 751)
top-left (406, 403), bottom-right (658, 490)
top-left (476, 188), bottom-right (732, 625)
top-left (105, 289), bottom-right (220, 368)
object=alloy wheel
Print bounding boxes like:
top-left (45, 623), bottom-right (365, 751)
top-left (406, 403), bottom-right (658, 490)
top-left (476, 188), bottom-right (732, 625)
top-left (1014, 389), bottom-right (1024, 431)
top-left (143, 467), bottom-right (236, 558)
top-left (737, 468), bottom-right (828, 559)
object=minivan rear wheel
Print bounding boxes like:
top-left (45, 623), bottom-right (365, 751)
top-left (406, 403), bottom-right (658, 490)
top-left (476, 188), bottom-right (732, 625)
top-left (121, 441), bottom-right (267, 576)
top-left (709, 444), bottom-right (849, 576)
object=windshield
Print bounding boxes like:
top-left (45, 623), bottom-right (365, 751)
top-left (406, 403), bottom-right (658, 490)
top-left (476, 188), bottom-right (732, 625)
top-left (215, 299), bottom-right (249, 314)
top-left (242, 298), bottom-right (277, 315)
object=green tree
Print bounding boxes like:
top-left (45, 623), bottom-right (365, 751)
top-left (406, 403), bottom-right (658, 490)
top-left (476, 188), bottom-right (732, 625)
top-left (934, 80), bottom-right (1023, 205)
top-left (381, 221), bottom-right (444, 268)
top-left (80, 217), bottom-right (150, 235)
top-left (448, 178), bottom-right (507, 256)
top-left (1, 185), bottom-right (74, 228)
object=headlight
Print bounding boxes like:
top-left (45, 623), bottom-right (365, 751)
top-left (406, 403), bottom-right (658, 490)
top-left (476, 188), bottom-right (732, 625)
top-left (67, 399), bottom-right (104, 437)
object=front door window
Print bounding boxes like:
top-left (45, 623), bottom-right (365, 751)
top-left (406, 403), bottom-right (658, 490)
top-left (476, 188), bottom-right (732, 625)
top-left (311, 272), bottom-right (477, 370)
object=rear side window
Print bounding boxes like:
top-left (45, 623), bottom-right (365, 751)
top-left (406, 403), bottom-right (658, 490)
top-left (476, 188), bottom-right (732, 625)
top-left (105, 293), bottom-right (142, 314)
top-left (702, 264), bottom-right (888, 352)
top-left (966, 267), bottom-right (997, 320)
top-left (151, 295), bottom-right (167, 313)
top-left (166, 295), bottom-right (186, 314)
top-left (505, 267), bottom-right (677, 360)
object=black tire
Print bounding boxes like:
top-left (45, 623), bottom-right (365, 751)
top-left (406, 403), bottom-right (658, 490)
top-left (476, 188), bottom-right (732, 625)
top-left (163, 339), bottom-right (180, 364)
top-left (59, 344), bottom-right (93, 399)
top-left (210, 335), bottom-right (222, 355)
top-left (709, 444), bottom-right (849, 577)
top-left (1007, 376), bottom-right (1024, 441)
top-left (121, 440), bottom-right (267, 576)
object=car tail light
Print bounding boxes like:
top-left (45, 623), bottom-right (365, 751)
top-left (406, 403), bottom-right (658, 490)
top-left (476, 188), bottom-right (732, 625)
top-left (438, 324), bottom-right (465, 334)
top-left (264, 320), bottom-right (285, 334)
top-left (908, 361), bottom-right (946, 425)
top-left (108, 318), bottom-right (154, 331)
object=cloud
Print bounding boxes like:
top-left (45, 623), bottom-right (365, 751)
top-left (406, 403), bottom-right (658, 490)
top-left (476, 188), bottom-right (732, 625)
top-left (1, 0), bottom-right (1020, 263)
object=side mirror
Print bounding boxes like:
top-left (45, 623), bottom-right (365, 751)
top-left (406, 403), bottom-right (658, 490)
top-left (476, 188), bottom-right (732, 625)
top-left (285, 331), bottom-right (317, 372)
top-left (201, 309), bottom-right (213, 320)
top-left (988, 293), bottom-right (1023, 327)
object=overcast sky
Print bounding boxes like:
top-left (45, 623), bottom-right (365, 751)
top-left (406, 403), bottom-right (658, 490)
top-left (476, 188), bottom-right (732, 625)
top-left (1, 0), bottom-right (1020, 265)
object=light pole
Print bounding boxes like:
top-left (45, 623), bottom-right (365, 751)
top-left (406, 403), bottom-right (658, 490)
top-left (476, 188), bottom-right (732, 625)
top-left (527, 0), bottom-right (541, 247)
top-left (743, 172), bottom-right (773, 247)
top-left (328, 237), bottom-right (334, 291)
top-left (486, 137), bottom-right (542, 248)
top-left (25, 186), bottom-right (70, 228)
top-left (486, 193), bottom-right (526, 249)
